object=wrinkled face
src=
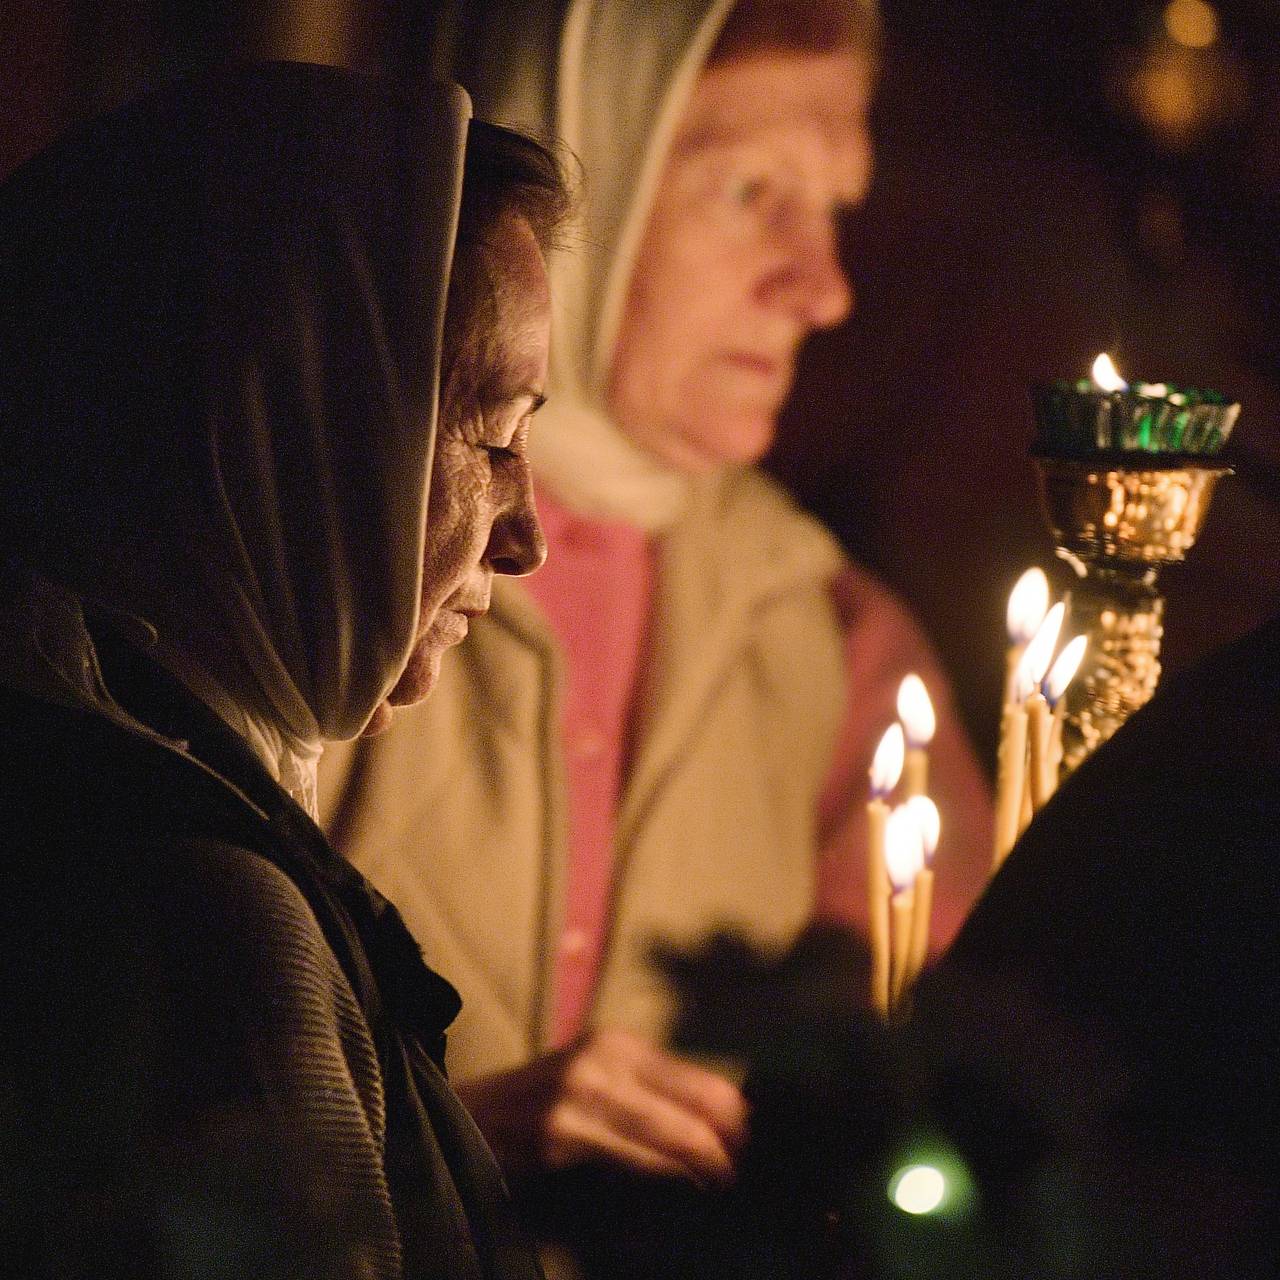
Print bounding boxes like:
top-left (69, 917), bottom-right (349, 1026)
top-left (363, 212), bottom-right (551, 735)
top-left (607, 49), bottom-right (874, 472)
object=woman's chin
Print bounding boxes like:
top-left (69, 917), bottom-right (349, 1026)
top-left (358, 643), bottom-right (445, 736)
top-left (359, 700), bottom-right (396, 738)
top-left (387, 643), bottom-right (443, 709)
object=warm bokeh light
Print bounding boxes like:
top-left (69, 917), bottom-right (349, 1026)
top-left (870, 723), bottom-right (905, 796)
top-left (1016, 601), bottom-right (1066, 698)
top-left (1164, 0), bottom-right (1219, 49)
top-left (1006, 568), bottom-right (1050, 645)
top-left (890, 1164), bottom-right (946, 1215)
top-left (884, 804), bottom-right (924, 892)
top-left (905, 794), bottom-right (941, 862)
top-left (1120, 33), bottom-right (1244, 151)
top-left (896, 674), bottom-right (936, 746)
top-left (1091, 352), bottom-right (1128, 392)
top-left (1045, 634), bottom-right (1088, 704)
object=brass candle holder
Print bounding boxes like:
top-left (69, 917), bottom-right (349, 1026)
top-left (1031, 375), bottom-right (1237, 773)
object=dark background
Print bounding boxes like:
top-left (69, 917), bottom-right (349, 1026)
top-left (5, 0), bottom-right (1278, 764)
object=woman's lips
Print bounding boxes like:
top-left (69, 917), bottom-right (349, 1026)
top-left (430, 609), bottom-right (470, 646)
top-left (724, 351), bottom-right (779, 376)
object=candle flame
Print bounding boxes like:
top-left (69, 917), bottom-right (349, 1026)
top-left (1006, 568), bottom-right (1049, 644)
top-left (1016, 601), bottom-right (1065, 699)
top-left (870, 723), bottom-right (905, 796)
top-left (1091, 352), bottom-right (1128, 392)
top-left (1044, 634), bottom-right (1087, 704)
top-left (896, 674), bottom-right (936, 746)
top-left (905, 794), bottom-right (941, 863)
top-left (885, 804), bottom-right (924, 892)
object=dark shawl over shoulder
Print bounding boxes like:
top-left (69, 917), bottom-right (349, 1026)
top-left (0, 634), bottom-right (541, 1280)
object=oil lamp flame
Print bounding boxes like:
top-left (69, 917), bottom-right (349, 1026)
top-left (1044, 634), bottom-right (1087, 705)
top-left (1006, 568), bottom-right (1049, 645)
top-left (897, 674), bottom-right (936, 746)
top-left (885, 804), bottom-right (924, 893)
top-left (1016, 601), bottom-right (1065, 700)
top-left (870, 723), bottom-right (905, 796)
top-left (905, 794), bottom-right (941, 863)
top-left (1091, 352), bottom-right (1128, 393)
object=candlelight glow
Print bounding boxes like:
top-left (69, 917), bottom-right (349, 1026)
top-left (870, 723), bottom-right (905, 796)
top-left (1006, 568), bottom-right (1050, 644)
top-left (1164, 0), bottom-right (1219, 48)
top-left (896, 674), bottom-right (936, 746)
top-left (1015, 601), bottom-right (1065, 699)
top-left (905, 794), bottom-right (941, 863)
top-left (884, 804), bottom-right (924, 892)
top-left (890, 1164), bottom-right (946, 1215)
top-left (1091, 352), bottom-right (1128, 392)
top-left (1044, 634), bottom-right (1088, 705)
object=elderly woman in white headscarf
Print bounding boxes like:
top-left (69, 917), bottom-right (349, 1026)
top-left (0, 63), bottom-right (563, 1280)
top-left (320, 0), bottom-right (992, 1196)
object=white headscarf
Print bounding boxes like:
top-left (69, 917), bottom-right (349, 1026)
top-left (452, 0), bottom-right (738, 530)
top-left (0, 64), bottom-right (469, 814)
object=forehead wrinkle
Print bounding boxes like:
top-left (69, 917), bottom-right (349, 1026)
top-left (674, 50), bottom-right (873, 152)
top-left (676, 106), bottom-right (866, 155)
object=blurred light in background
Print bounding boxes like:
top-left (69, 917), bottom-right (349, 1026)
top-left (1135, 189), bottom-right (1187, 269)
top-left (889, 1163), bottom-right (946, 1215)
top-left (264, 0), bottom-right (363, 64)
top-left (1113, 14), bottom-right (1245, 152)
top-left (885, 1140), bottom-right (977, 1220)
top-left (1163, 0), bottom-right (1219, 50)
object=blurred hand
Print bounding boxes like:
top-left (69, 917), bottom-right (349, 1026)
top-left (454, 1027), bottom-right (749, 1185)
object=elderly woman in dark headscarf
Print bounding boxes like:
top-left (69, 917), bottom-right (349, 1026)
top-left (0, 63), bottom-right (564, 1280)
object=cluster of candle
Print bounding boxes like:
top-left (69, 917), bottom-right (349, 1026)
top-left (992, 568), bottom-right (1088, 867)
top-left (866, 674), bottom-right (941, 1016)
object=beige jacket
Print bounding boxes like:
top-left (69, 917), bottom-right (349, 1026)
top-left (320, 466), bottom-right (846, 1078)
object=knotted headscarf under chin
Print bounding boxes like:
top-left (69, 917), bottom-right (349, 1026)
top-left (0, 63), bottom-right (469, 813)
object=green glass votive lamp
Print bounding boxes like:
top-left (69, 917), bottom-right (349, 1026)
top-left (1031, 355), bottom-right (1237, 772)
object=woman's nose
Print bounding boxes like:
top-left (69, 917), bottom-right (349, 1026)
top-left (768, 211), bottom-right (854, 332)
top-left (793, 217), bottom-right (855, 329)
top-left (486, 474), bottom-right (547, 577)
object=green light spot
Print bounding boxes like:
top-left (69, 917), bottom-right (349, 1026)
top-left (890, 1163), bottom-right (947, 1215)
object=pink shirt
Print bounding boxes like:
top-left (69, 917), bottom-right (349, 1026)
top-left (523, 489), bottom-right (656, 1046)
top-left (527, 490), bottom-right (993, 1042)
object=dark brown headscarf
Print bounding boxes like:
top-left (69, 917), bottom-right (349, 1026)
top-left (0, 63), bottom-right (468, 806)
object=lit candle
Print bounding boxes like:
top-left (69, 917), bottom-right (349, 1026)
top-left (993, 684), bottom-right (1028, 868)
top-left (897, 674), bottom-right (936, 798)
top-left (994, 598), bottom-right (1061, 870)
top-left (885, 803), bottom-right (924, 1013)
top-left (905, 794), bottom-right (940, 984)
top-left (1042, 633), bottom-right (1087, 796)
top-left (1004, 568), bottom-right (1050, 707)
top-left (1022, 602), bottom-right (1065, 814)
top-left (867, 724), bottom-right (904, 1016)
top-left (1091, 351), bottom-right (1128, 392)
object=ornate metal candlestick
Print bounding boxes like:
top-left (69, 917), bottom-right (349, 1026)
top-left (1031, 371), bottom-right (1237, 772)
